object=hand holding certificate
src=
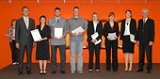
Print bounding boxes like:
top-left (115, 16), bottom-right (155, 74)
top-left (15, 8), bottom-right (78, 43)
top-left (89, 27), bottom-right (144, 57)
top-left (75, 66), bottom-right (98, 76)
top-left (54, 28), bottom-right (63, 39)
top-left (108, 33), bottom-right (117, 40)
top-left (31, 29), bottom-right (42, 42)
top-left (91, 32), bottom-right (101, 45)
top-left (71, 26), bottom-right (84, 36)
top-left (91, 32), bottom-right (99, 40)
top-left (130, 34), bottom-right (135, 43)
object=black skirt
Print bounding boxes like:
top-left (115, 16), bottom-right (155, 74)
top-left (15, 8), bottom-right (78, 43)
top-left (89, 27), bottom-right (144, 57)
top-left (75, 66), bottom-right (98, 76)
top-left (36, 40), bottom-right (50, 60)
top-left (122, 36), bottom-right (135, 53)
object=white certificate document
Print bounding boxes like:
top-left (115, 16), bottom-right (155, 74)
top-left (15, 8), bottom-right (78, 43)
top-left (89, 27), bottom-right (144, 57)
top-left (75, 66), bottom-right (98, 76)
top-left (91, 32), bottom-right (99, 40)
top-left (95, 39), bottom-right (101, 45)
top-left (72, 26), bottom-right (84, 34)
top-left (130, 34), bottom-right (135, 43)
top-left (54, 28), bottom-right (63, 39)
top-left (31, 29), bottom-right (42, 42)
top-left (108, 33), bottom-right (116, 40)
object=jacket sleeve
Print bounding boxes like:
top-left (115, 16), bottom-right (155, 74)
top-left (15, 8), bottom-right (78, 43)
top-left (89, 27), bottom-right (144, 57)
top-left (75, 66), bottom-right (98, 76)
top-left (150, 19), bottom-right (155, 42)
top-left (15, 20), bottom-right (20, 43)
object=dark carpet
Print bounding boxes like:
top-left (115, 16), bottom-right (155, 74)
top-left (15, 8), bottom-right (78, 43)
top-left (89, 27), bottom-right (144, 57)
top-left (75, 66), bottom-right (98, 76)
top-left (0, 63), bottom-right (159, 79)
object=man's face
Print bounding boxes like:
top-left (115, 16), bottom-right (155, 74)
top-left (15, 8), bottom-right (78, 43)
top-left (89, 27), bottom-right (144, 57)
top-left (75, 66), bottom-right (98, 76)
top-left (142, 10), bottom-right (149, 18)
top-left (73, 8), bottom-right (79, 16)
top-left (54, 10), bottom-right (61, 17)
top-left (22, 8), bottom-right (29, 16)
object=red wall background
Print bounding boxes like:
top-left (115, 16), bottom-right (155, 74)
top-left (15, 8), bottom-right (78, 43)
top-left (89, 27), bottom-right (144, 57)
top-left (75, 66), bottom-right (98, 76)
top-left (0, 0), bottom-right (160, 70)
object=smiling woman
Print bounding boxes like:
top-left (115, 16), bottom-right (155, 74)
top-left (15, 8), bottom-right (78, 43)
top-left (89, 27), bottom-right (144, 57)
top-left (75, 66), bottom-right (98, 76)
top-left (0, 1), bottom-right (160, 70)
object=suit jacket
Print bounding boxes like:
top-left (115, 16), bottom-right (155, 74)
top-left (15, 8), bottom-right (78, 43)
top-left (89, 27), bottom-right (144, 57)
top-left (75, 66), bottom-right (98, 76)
top-left (15, 17), bottom-right (35, 45)
top-left (48, 17), bottom-right (67, 45)
top-left (120, 18), bottom-right (137, 40)
top-left (136, 18), bottom-right (155, 44)
top-left (87, 21), bottom-right (103, 42)
top-left (103, 21), bottom-right (119, 41)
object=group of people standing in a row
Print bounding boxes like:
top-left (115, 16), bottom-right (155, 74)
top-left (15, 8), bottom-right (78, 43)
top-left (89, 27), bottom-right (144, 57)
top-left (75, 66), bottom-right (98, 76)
top-left (7, 6), bottom-right (154, 75)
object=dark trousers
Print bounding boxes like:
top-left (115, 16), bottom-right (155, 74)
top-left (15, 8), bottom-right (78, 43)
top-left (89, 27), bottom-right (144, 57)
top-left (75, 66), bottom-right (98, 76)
top-left (88, 42), bottom-right (101, 69)
top-left (139, 44), bottom-right (152, 70)
top-left (18, 43), bottom-right (33, 72)
top-left (105, 40), bottom-right (118, 71)
top-left (51, 45), bottom-right (66, 71)
top-left (9, 40), bottom-right (18, 63)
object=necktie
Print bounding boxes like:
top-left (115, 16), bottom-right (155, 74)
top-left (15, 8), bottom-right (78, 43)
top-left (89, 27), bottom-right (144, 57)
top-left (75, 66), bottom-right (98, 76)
top-left (143, 19), bottom-right (145, 27)
top-left (25, 17), bottom-right (28, 29)
top-left (57, 19), bottom-right (59, 23)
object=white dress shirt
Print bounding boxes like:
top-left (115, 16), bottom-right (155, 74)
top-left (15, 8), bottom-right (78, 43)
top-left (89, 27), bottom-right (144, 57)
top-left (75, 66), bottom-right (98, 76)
top-left (23, 16), bottom-right (29, 29)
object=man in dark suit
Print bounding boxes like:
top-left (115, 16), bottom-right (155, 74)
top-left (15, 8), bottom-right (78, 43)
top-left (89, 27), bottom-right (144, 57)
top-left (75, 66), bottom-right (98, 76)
top-left (15, 6), bottom-right (35, 75)
top-left (136, 8), bottom-right (155, 73)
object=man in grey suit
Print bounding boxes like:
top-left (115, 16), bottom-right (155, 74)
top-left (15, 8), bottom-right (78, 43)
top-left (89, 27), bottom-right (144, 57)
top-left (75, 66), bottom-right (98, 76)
top-left (15, 6), bottom-right (35, 75)
top-left (48, 7), bottom-right (67, 74)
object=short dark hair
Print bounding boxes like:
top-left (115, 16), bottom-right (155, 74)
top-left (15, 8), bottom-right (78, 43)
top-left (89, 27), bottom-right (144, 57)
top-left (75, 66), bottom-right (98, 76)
top-left (108, 12), bottom-right (115, 17)
top-left (54, 7), bottom-right (61, 12)
top-left (22, 6), bottom-right (29, 11)
top-left (73, 6), bottom-right (79, 10)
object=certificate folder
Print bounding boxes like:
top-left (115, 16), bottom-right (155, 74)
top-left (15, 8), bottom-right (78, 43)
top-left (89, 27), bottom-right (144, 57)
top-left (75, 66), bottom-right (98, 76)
top-left (31, 29), bottom-right (42, 42)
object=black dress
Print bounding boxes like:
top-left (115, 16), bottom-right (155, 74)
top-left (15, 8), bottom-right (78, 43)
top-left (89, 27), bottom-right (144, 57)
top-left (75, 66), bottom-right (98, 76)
top-left (36, 25), bottom-right (51, 60)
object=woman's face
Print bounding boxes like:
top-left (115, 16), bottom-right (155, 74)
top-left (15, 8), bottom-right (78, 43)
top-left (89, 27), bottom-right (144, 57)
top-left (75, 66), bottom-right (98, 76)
top-left (92, 14), bottom-right (98, 21)
top-left (40, 17), bottom-right (46, 24)
top-left (12, 21), bottom-right (16, 28)
top-left (109, 15), bottom-right (115, 21)
top-left (126, 11), bottom-right (132, 18)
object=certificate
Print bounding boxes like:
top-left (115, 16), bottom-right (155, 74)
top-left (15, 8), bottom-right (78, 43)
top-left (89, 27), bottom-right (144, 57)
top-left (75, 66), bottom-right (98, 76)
top-left (130, 34), bottom-right (135, 43)
top-left (95, 39), bottom-right (101, 45)
top-left (108, 33), bottom-right (116, 40)
top-left (91, 32), bottom-right (99, 40)
top-left (31, 29), bottom-right (42, 42)
top-left (72, 26), bottom-right (84, 34)
top-left (54, 28), bottom-right (63, 39)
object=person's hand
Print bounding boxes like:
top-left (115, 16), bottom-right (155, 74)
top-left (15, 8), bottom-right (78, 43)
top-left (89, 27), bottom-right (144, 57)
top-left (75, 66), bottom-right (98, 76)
top-left (78, 32), bottom-right (83, 36)
top-left (114, 36), bottom-right (117, 39)
top-left (136, 41), bottom-right (139, 45)
top-left (120, 40), bottom-right (123, 45)
top-left (33, 42), bottom-right (36, 47)
top-left (91, 39), bottom-right (96, 43)
top-left (71, 32), bottom-right (76, 36)
top-left (149, 41), bottom-right (154, 46)
top-left (107, 36), bottom-right (111, 40)
top-left (60, 35), bottom-right (65, 39)
top-left (16, 43), bottom-right (19, 49)
top-left (52, 36), bottom-right (58, 39)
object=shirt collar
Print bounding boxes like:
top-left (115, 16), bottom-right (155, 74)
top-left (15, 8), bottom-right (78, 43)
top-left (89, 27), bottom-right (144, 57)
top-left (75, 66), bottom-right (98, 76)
top-left (143, 18), bottom-right (148, 22)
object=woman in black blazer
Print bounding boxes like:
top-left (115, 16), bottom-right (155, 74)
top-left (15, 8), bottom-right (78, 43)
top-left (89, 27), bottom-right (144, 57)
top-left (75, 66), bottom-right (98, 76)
top-left (87, 12), bottom-right (102, 73)
top-left (36, 15), bottom-right (51, 75)
top-left (103, 12), bottom-right (119, 72)
top-left (120, 10), bottom-right (137, 72)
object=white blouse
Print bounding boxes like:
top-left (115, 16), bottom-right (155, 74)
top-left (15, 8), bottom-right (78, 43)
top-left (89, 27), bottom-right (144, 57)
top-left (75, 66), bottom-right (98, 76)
top-left (93, 21), bottom-right (98, 32)
top-left (124, 21), bottom-right (131, 36)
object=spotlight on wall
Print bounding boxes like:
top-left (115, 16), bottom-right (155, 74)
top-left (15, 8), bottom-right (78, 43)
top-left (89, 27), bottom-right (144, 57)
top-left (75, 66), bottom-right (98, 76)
top-left (64, 0), bottom-right (66, 3)
top-left (36, 0), bottom-right (40, 3)
top-left (8, 0), bottom-right (12, 3)
top-left (90, 0), bottom-right (93, 3)
top-left (145, 0), bottom-right (148, 3)
top-left (118, 0), bottom-right (120, 3)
